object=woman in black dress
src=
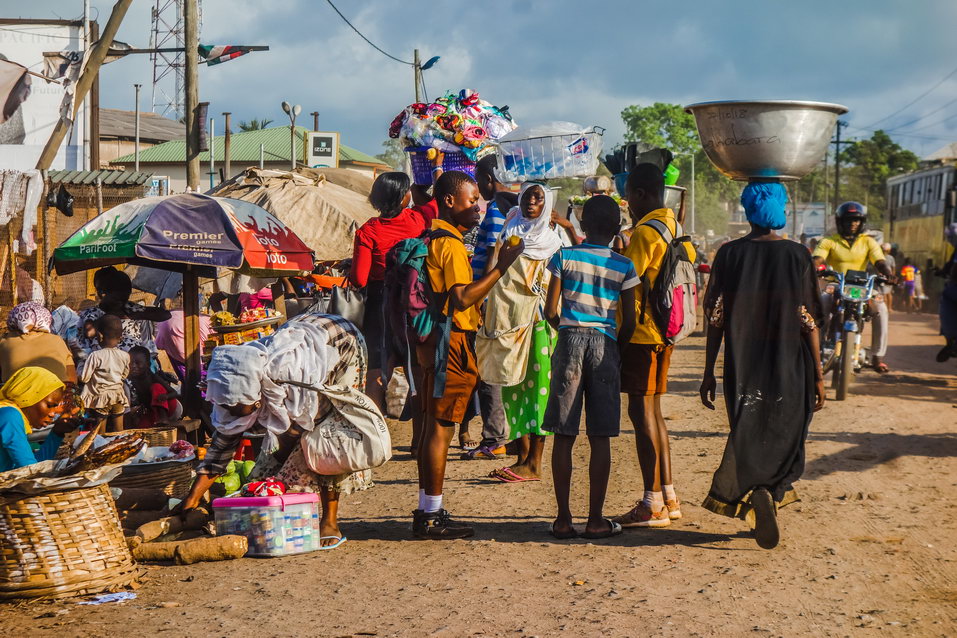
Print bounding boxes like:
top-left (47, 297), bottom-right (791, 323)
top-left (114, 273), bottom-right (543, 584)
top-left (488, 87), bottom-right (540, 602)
top-left (699, 182), bottom-right (825, 549)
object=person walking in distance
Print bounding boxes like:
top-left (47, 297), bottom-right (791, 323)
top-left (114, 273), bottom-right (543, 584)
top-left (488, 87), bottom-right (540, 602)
top-left (613, 163), bottom-right (696, 529)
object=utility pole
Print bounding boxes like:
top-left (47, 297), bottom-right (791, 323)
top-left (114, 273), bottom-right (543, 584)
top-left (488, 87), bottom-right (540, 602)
top-left (223, 112), bottom-right (231, 181)
top-left (311, 111), bottom-right (319, 131)
top-left (413, 49), bottom-right (421, 102)
top-left (208, 117), bottom-right (215, 190)
top-left (831, 120), bottom-right (851, 208)
top-left (134, 83), bottom-right (141, 172)
top-left (184, 0), bottom-right (200, 191)
top-left (35, 0), bottom-right (132, 170)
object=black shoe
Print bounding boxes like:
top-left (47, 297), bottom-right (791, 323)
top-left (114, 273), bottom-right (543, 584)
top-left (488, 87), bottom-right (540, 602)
top-left (412, 509), bottom-right (475, 540)
top-left (751, 488), bottom-right (780, 550)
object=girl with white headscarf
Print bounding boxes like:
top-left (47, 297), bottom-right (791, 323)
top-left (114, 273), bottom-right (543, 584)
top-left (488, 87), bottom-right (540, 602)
top-left (181, 313), bottom-right (378, 549)
top-left (477, 182), bottom-right (562, 483)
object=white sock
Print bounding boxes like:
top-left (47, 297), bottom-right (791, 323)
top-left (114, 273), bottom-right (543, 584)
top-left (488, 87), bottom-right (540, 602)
top-left (423, 493), bottom-right (443, 513)
top-left (642, 490), bottom-right (664, 510)
top-left (417, 489), bottom-right (426, 511)
top-left (662, 484), bottom-right (677, 502)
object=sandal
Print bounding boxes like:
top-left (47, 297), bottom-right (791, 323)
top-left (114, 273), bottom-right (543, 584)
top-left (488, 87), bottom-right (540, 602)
top-left (550, 521), bottom-right (578, 540)
top-left (459, 435), bottom-right (479, 451)
top-left (488, 467), bottom-right (540, 483)
top-left (461, 445), bottom-right (506, 460)
top-left (581, 518), bottom-right (623, 539)
top-left (873, 361), bottom-right (889, 374)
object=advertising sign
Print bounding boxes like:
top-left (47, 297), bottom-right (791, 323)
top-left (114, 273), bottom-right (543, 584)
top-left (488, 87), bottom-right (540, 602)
top-left (306, 131), bottom-right (339, 168)
top-left (0, 21), bottom-right (87, 170)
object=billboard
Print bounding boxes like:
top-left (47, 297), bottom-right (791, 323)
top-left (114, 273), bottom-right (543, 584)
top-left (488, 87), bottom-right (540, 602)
top-left (0, 21), bottom-right (87, 170)
top-left (306, 131), bottom-right (339, 168)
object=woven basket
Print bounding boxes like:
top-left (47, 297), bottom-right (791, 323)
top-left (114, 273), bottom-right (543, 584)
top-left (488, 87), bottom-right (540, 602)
top-left (0, 484), bottom-right (137, 599)
top-left (406, 146), bottom-right (476, 185)
top-left (110, 462), bottom-right (194, 498)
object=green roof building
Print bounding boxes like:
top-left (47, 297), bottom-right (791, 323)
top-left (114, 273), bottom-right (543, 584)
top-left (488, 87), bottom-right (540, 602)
top-left (109, 125), bottom-right (388, 192)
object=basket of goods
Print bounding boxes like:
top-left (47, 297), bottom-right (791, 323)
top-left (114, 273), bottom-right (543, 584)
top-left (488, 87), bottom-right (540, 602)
top-left (389, 88), bottom-right (518, 185)
top-left (0, 432), bottom-right (146, 599)
top-left (210, 308), bottom-right (282, 346)
top-left (494, 121), bottom-right (604, 183)
top-left (110, 440), bottom-right (196, 498)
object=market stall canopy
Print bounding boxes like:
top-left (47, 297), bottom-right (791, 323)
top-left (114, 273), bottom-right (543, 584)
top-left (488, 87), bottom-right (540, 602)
top-left (206, 167), bottom-right (378, 261)
top-left (52, 193), bottom-right (315, 277)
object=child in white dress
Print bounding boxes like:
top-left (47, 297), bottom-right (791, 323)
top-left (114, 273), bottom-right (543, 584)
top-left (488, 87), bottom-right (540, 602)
top-left (79, 314), bottom-right (130, 432)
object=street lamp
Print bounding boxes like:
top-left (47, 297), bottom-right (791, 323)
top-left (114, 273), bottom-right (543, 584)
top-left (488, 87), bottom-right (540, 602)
top-left (281, 101), bottom-right (302, 171)
top-left (673, 151), bottom-right (696, 235)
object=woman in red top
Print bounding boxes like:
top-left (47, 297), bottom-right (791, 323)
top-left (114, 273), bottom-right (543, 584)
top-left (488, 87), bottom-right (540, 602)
top-left (350, 172), bottom-right (438, 412)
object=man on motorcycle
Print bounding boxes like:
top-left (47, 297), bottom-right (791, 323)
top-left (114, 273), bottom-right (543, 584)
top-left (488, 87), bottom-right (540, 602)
top-left (812, 202), bottom-right (896, 373)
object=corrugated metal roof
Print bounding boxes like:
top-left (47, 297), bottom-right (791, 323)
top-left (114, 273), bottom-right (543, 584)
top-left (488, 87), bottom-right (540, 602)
top-left (109, 126), bottom-right (388, 167)
top-left (48, 169), bottom-right (154, 185)
top-left (99, 109), bottom-right (185, 142)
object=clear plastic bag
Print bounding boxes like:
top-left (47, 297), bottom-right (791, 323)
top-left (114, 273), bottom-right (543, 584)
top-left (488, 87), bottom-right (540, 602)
top-left (494, 122), bottom-right (605, 183)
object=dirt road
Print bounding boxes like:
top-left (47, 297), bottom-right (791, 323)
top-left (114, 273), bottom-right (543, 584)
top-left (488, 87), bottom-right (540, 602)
top-left (2, 314), bottom-right (955, 637)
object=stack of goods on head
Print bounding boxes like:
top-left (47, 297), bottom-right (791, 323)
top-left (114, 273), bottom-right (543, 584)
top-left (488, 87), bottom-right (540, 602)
top-left (389, 88), bottom-right (517, 184)
top-left (494, 121), bottom-right (605, 183)
top-left (212, 492), bottom-right (321, 557)
top-left (208, 308), bottom-right (281, 349)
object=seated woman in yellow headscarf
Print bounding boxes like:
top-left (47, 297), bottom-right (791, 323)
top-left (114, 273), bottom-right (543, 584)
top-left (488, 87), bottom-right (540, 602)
top-left (0, 367), bottom-right (73, 472)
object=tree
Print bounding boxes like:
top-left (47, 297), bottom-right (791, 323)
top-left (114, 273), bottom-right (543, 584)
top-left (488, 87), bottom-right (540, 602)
top-left (839, 130), bottom-right (919, 223)
top-left (376, 138), bottom-right (407, 170)
top-left (620, 102), bottom-right (739, 234)
top-left (238, 118), bottom-right (274, 132)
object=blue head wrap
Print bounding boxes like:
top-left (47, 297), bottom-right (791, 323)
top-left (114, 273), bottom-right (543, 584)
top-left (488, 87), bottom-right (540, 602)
top-left (741, 182), bottom-right (788, 230)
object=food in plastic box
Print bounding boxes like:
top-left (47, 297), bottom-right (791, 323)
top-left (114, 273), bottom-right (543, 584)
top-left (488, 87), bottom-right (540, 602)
top-left (494, 122), bottom-right (604, 182)
top-left (213, 493), bottom-right (321, 557)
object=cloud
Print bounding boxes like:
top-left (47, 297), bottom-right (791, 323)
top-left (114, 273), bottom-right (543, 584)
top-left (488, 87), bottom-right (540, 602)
top-left (16, 0), bottom-right (957, 159)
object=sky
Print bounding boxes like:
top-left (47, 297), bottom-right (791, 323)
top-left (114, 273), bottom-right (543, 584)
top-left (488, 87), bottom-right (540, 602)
top-left (6, 0), bottom-right (957, 159)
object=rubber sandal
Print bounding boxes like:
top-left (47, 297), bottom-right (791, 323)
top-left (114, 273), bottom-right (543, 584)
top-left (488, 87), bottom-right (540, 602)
top-left (750, 488), bottom-right (780, 550)
top-left (873, 362), bottom-right (889, 374)
top-left (459, 439), bottom-right (479, 451)
top-left (317, 536), bottom-right (347, 550)
top-left (497, 467), bottom-right (540, 483)
top-left (550, 522), bottom-right (578, 540)
top-left (488, 467), bottom-right (521, 482)
top-left (581, 518), bottom-right (623, 539)
top-left (461, 445), bottom-right (505, 460)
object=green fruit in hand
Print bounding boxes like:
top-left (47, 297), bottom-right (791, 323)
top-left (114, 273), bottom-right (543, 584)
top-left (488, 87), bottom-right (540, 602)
top-left (242, 460), bottom-right (256, 482)
top-left (225, 460), bottom-right (237, 475)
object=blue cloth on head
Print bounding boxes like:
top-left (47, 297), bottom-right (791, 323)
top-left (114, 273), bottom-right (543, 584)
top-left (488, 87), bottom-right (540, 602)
top-left (741, 182), bottom-right (788, 230)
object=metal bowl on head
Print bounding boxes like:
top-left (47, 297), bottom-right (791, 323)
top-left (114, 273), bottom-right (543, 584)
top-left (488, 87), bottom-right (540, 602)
top-left (684, 100), bottom-right (848, 181)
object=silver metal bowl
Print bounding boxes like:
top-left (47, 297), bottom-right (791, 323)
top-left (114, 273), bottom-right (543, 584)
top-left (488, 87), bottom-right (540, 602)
top-left (684, 100), bottom-right (848, 181)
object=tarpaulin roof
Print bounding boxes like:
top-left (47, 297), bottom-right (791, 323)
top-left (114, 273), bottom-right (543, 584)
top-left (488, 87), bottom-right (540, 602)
top-left (206, 167), bottom-right (377, 261)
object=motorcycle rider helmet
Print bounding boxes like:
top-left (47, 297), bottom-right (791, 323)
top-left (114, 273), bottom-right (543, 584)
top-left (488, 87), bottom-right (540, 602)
top-left (835, 201), bottom-right (867, 239)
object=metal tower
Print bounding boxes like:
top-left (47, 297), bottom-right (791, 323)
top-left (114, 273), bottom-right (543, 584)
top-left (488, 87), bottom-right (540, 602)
top-left (149, 0), bottom-right (201, 119)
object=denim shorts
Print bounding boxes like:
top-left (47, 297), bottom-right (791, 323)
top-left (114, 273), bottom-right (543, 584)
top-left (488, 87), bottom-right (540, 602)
top-left (542, 328), bottom-right (621, 437)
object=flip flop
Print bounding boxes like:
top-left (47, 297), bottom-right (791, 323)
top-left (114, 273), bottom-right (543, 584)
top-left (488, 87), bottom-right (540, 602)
top-left (550, 522), bottom-right (578, 540)
top-left (580, 519), bottom-right (623, 539)
top-left (462, 445), bottom-right (506, 460)
top-left (317, 536), bottom-right (347, 550)
top-left (490, 467), bottom-right (540, 483)
top-left (459, 439), bottom-right (480, 451)
top-left (488, 467), bottom-right (521, 482)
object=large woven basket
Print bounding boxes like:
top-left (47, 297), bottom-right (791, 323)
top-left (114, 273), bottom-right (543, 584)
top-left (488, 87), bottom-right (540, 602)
top-left (0, 483), bottom-right (137, 599)
top-left (110, 462), bottom-right (194, 498)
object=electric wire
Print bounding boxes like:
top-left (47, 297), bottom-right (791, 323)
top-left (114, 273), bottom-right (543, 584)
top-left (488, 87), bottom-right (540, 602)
top-left (324, 0), bottom-right (413, 66)
top-left (859, 64), bottom-right (957, 129)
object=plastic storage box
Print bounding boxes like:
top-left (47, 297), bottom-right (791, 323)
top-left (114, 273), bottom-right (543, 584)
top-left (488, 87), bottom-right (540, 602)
top-left (212, 493), bottom-right (320, 557)
top-left (494, 123), bottom-right (604, 182)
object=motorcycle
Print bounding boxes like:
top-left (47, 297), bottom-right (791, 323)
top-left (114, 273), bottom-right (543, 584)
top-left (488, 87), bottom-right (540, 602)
top-left (818, 269), bottom-right (887, 401)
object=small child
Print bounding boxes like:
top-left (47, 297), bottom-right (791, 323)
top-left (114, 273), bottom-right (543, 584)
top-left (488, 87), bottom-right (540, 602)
top-left (543, 195), bottom-right (639, 539)
top-left (79, 314), bottom-right (130, 432)
top-left (127, 346), bottom-right (182, 429)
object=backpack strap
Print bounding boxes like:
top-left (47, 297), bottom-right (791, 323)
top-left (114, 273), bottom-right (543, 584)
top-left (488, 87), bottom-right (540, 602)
top-left (641, 218), bottom-right (676, 243)
top-left (425, 227), bottom-right (463, 398)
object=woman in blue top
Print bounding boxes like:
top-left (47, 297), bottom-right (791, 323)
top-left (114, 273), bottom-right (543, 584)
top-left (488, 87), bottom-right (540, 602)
top-left (0, 366), bottom-right (71, 472)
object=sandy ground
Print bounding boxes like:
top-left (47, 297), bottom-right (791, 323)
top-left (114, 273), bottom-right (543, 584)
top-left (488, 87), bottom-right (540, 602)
top-left (1, 313), bottom-right (955, 637)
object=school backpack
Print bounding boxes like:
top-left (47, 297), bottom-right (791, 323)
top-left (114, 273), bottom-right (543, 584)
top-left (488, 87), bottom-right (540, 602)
top-left (382, 228), bottom-right (461, 397)
top-left (639, 219), bottom-right (698, 345)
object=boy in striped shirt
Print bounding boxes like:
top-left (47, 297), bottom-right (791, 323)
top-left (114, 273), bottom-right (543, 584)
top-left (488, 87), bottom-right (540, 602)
top-left (543, 195), bottom-right (639, 539)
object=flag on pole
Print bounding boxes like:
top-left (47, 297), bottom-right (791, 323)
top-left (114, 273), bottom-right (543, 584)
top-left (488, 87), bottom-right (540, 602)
top-left (198, 45), bottom-right (256, 66)
top-left (0, 59), bottom-right (31, 124)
